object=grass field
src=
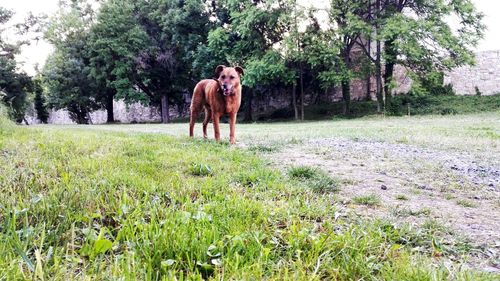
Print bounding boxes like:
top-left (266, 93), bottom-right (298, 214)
top-left (1, 110), bottom-right (499, 279)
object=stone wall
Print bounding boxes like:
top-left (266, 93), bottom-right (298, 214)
top-left (27, 100), bottom-right (169, 125)
top-left (444, 50), bottom-right (500, 96)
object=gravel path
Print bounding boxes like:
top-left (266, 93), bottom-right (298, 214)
top-left (266, 137), bottom-right (500, 271)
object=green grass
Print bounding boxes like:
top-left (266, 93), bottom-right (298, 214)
top-left (353, 194), bottom-right (381, 206)
top-left (456, 199), bottom-right (478, 208)
top-left (288, 166), bottom-right (341, 193)
top-left (188, 163), bottom-right (214, 176)
top-left (288, 166), bottom-right (319, 180)
top-left (392, 207), bottom-right (432, 218)
top-left (396, 194), bottom-right (409, 201)
top-left (73, 111), bottom-right (500, 157)
top-left (1, 111), bottom-right (498, 279)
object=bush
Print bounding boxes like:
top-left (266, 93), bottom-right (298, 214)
top-left (439, 107), bottom-right (458, 115)
top-left (386, 92), bottom-right (500, 116)
top-left (387, 94), bottom-right (432, 116)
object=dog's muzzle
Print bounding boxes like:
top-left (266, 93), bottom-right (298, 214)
top-left (221, 84), bottom-right (234, 96)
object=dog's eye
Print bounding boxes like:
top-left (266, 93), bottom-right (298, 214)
top-left (230, 76), bottom-right (235, 79)
top-left (221, 75), bottom-right (226, 79)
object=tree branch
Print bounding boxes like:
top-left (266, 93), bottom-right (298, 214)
top-left (136, 80), bottom-right (154, 98)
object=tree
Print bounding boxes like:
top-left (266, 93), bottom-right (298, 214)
top-left (357, 0), bottom-right (484, 111)
top-left (88, 0), bottom-right (149, 122)
top-left (90, 0), bottom-right (211, 123)
top-left (315, 0), bottom-right (370, 115)
top-left (0, 58), bottom-right (32, 123)
top-left (33, 77), bottom-right (49, 123)
top-left (0, 7), bottom-right (34, 123)
top-left (134, 0), bottom-right (212, 123)
top-left (43, 46), bottom-right (102, 124)
top-left (195, 0), bottom-right (294, 121)
top-left (43, 0), bottom-right (106, 124)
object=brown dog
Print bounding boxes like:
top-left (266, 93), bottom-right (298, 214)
top-left (189, 65), bottom-right (244, 144)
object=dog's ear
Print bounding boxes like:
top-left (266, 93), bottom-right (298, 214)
top-left (215, 65), bottom-right (225, 77)
top-left (235, 66), bottom-right (244, 76)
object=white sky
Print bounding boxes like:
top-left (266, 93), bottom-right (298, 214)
top-left (3, 0), bottom-right (500, 75)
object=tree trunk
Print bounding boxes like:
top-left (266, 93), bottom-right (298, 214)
top-left (375, 0), bottom-right (384, 113)
top-left (292, 84), bottom-right (298, 120)
top-left (86, 111), bottom-right (93, 125)
top-left (383, 38), bottom-right (396, 110)
top-left (299, 65), bottom-right (304, 121)
top-left (243, 87), bottom-right (253, 122)
top-left (366, 0), bottom-right (372, 101)
top-left (384, 61), bottom-right (394, 110)
top-left (106, 89), bottom-right (115, 123)
top-left (376, 55), bottom-right (383, 113)
top-left (366, 69), bottom-right (372, 101)
top-left (341, 80), bottom-right (350, 116)
top-left (160, 94), bottom-right (169, 123)
top-left (341, 48), bottom-right (351, 116)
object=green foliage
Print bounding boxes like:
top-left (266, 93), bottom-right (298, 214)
top-left (260, 93), bottom-right (499, 121)
top-left (244, 51), bottom-right (295, 87)
top-left (0, 7), bottom-right (33, 123)
top-left (389, 94), bottom-right (500, 116)
top-left (88, 0), bottom-right (148, 103)
top-left (0, 61), bottom-right (31, 122)
top-left (88, 0), bottom-right (211, 122)
top-left (2, 0), bottom-right (488, 123)
top-left (32, 0), bottom-right (486, 122)
top-left (42, 0), bottom-right (106, 124)
top-left (196, 0), bottom-right (293, 79)
top-left (378, 0), bottom-right (484, 73)
top-left (32, 77), bottom-right (49, 123)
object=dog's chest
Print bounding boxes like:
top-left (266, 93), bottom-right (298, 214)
top-left (224, 100), bottom-right (237, 113)
top-left (223, 95), bottom-right (241, 114)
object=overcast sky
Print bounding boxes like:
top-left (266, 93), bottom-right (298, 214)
top-left (3, 0), bottom-right (500, 75)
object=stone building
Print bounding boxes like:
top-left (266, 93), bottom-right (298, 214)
top-left (444, 50), bottom-right (500, 96)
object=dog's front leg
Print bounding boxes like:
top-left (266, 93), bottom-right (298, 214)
top-left (212, 113), bottom-right (221, 141)
top-left (229, 112), bottom-right (237, 144)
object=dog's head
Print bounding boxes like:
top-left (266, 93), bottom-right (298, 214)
top-left (215, 65), bottom-right (244, 96)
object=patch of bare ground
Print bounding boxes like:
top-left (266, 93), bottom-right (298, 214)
top-left (265, 137), bottom-right (500, 272)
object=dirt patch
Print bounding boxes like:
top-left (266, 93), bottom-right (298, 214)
top-left (264, 137), bottom-right (500, 271)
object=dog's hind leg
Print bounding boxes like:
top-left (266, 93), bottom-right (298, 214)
top-left (189, 108), bottom-right (199, 137)
top-left (202, 107), bottom-right (211, 139)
